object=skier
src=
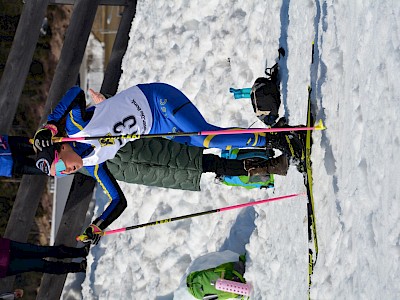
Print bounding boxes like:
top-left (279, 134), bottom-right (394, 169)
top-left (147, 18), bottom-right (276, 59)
top-left (0, 237), bottom-right (89, 278)
top-left (33, 83), bottom-right (303, 245)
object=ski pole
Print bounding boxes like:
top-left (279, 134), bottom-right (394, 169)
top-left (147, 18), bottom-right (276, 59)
top-left (76, 193), bottom-right (305, 241)
top-left (32, 120), bottom-right (326, 144)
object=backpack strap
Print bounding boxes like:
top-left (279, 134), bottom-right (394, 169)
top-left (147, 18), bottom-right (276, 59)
top-left (265, 63), bottom-right (279, 82)
top-left (264, 47), bottom-right (285, 82)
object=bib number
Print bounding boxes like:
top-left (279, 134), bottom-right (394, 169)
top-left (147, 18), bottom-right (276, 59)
top-left (113, 115), bottom-right (137, 145)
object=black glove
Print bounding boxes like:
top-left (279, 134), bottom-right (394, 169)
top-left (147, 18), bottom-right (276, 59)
top-left (80, 224), bottom-right (103, 245)
top-left (33, 128), bottom-right (53, 152)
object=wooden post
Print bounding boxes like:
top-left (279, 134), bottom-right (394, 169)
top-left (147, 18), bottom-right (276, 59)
top-left (42, 0), bottom-right (101, 118)
top-left (35, 1), bottom-right (102, 298)
top-left (0, 0), bottom-right (49, 133)
top-left (101, 0), bottom-right (137, 95)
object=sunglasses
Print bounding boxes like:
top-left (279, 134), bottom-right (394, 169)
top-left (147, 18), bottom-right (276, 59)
top-left (54, 150), bottom-right (67, 177)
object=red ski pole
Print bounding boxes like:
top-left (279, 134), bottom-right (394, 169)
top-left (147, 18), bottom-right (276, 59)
top-left (33, 120), bottom-right (326, 144)
top-left (76, 193), bottom-right (305, 241)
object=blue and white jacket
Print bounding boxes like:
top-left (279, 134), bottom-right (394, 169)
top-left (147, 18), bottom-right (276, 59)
top-left (48, 86), bottom-right (129, 230)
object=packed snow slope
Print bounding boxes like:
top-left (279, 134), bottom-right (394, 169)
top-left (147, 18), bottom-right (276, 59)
top-left (72, 0), bottom-right (400, 299)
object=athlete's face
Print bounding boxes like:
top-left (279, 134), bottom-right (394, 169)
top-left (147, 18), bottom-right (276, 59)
top-left (50, 143), bottom-right (83, 176)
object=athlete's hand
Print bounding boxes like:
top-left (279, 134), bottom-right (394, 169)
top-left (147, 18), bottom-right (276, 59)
top-left (80, 224), bottom-right (103, 245)
top-left (32, 124), bottom-right (58, 152)
top-left (33, 128), bottom-right (53, 152)
top-left (89, 88), bottom-right (106, 104)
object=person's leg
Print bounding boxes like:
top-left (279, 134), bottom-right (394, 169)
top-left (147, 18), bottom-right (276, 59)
top-left (9, 240), bottom-right (88, 259)
top-left (202, 153), bottom-right (289, 177)
top-left (7, 258), bottom-right (85, 276)
top-left (143, 83), bottom-right (266, 149)
top-left (7, 136), bottom-right (44, 175)
top-left (8, 136), bottom-right (36, 156)
top-left (244, 154), bottom-right (289, 176)
top-left (12, 156), bottom-right (44, 175)
top-left (202, 154), bottom-right (247, 176)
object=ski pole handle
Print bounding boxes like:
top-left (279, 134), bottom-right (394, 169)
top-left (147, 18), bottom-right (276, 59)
top-left (76, 231), bottom-right (105, 242)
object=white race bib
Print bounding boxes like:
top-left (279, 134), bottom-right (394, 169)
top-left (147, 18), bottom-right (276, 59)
top-left (69, 86), bottom-right (153, 165)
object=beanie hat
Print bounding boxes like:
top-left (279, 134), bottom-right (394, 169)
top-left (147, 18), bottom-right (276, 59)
top-left (35, 145), bottom-right (58, 176)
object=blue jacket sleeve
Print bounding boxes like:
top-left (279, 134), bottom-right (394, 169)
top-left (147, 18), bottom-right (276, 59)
top-left (84, 163), bottom-right (127, 229)
top-left (47, 86), bottom-right (91, 127)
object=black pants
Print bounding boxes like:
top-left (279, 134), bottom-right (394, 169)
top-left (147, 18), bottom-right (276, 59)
top-left (6, 241), bottom-right (86, 276)
top-left (202, 154), bottom-right (247, 176)
top-left (8, 136), bottom-right (43, 176)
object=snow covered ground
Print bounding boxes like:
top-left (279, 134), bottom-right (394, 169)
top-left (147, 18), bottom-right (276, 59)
top-left (64, 0), bottom-right (400, 299)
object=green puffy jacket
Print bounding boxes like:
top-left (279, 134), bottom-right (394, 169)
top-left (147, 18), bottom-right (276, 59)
top-left (105, 138), bottom-right (204, 191)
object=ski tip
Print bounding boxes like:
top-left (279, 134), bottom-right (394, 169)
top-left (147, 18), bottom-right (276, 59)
top-left (314, 119), bottom-right (326, 131)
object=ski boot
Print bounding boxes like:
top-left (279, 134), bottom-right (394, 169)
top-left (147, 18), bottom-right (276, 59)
top-left (266, 117), bottom-right (307, 173)
top-left (244, 154), bottom-right (289, 176)
top-left (288, 126), bottom-right (308, 174)
top-left (265, 130), bottom-right (305, 172)
top-left (271, 117), bottom-right (287, 128)
top-left (53, 243), bottom-right (91, 258)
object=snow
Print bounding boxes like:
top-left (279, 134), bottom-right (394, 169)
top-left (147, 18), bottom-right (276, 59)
top-left (65, 0), bottom-right (400, 299)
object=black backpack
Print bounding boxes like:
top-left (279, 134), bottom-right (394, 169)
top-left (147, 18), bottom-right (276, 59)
top-left (250, 63), bottom-right (281, 126)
